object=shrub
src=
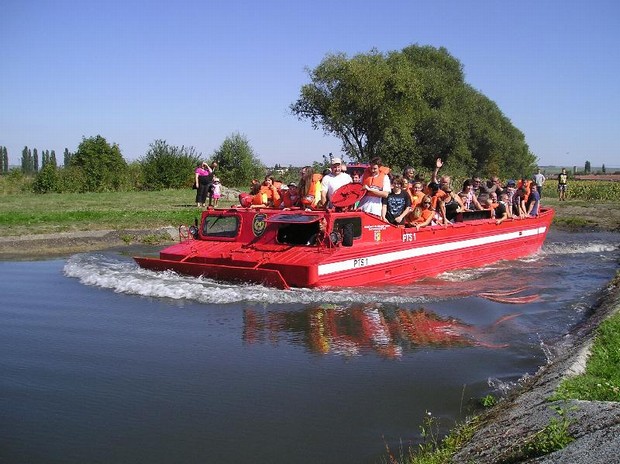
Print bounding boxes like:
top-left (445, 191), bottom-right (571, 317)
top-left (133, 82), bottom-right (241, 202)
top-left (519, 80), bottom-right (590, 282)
top-left (140, 140), bottom-right (201, 190)
top-left (32, 163), bottom-right (59, 193)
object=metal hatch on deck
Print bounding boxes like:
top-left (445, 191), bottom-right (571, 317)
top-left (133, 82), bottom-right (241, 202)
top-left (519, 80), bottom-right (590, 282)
top-left (266, 213), bottom-right (322, 224)
top-left (267, 213), bottom-right (322, 245)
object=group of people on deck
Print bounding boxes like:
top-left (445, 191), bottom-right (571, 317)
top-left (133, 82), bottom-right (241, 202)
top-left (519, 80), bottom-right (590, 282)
top-left (239, 156), bottom-right (547, 229)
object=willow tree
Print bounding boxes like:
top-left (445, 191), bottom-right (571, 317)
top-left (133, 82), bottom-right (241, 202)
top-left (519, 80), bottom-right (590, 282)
top-left (291, 44), bottom-right (536, 178)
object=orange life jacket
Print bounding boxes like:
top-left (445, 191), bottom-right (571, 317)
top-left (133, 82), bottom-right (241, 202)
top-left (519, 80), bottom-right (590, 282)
top-left (280, 190), bottom-right (300, 208)
top-left (252, 185), bottom-right (280, 206)
top-left (362, 171), bottom-right (387, 190)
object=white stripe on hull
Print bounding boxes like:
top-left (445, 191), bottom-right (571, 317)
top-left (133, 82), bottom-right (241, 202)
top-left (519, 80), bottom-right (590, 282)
top-left (317, 226), bottom-right (547, 276)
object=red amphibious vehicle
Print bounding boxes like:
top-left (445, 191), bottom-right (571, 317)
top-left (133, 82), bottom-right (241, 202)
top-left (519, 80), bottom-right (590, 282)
top-left (134, 184), bottom-right (554, 290)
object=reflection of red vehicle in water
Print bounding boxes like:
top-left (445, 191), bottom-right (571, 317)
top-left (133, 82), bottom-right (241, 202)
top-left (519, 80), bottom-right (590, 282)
top-left (242, 305), bottom-right (518, 357)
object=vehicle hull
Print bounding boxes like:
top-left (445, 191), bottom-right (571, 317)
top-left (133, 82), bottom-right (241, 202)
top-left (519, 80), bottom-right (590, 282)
top-left (134, 207), bottom-right (554, 289)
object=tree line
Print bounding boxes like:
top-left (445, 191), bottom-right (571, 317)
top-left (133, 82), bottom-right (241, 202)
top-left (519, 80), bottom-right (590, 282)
top-left (0, 133), bottom-right (267, 194)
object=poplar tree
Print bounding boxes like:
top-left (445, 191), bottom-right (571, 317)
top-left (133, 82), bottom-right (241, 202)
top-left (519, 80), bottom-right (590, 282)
top-left (63, 148), bottom-right (72, 166)
top-left (21, 146), bottom-right (31, 173)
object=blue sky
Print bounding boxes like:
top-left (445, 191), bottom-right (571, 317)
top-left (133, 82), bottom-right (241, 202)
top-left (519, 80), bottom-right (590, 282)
top-left (2, 0), bottom-right (619, 169)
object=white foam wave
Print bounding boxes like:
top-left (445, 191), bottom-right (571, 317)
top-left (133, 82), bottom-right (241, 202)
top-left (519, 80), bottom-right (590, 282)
top-left (63, 253), bottom-right (435, 305)
top-left (542, 241), bottom-right (618, 256)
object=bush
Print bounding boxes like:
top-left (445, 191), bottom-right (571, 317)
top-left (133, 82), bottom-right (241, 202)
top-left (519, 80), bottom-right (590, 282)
top-left (70, 135), bottom-right (128, 192)
top-left (32, 163), bottom-right (59, 193)
top-left (140, 140), bottom-right (201, 190)
top-left (56, 166), bottom-right (88, 193)
top-left (0, 168), bottom-right (33, 194)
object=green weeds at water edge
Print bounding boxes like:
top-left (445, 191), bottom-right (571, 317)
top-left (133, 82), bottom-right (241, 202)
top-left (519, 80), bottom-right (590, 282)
top-left (500, 405), bottom-right (575, 463)
top-left (382, 411), bottom-right (480, 464)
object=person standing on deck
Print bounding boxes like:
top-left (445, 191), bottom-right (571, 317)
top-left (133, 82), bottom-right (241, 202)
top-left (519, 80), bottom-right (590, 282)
top-left (320, 158), bottom-right (352, 208)
top-left (357, 157), bottom-right (391, 217)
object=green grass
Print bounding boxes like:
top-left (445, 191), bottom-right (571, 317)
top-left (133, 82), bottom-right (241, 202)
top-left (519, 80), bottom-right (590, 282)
top-left (0, 189), bottom-right (236, 236)
top-left (552, 303), bottom-right (620, 402)
top-left (382, 413), bottom-right (480, 464)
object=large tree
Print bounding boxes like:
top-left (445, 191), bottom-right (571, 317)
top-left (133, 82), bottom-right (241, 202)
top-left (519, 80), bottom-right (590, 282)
top-left (70, 135), bottom-right (127, 191)
top-left (291, 44), bottom-right (535, 178)
top-left (211, 133), bottom-right (265, 187)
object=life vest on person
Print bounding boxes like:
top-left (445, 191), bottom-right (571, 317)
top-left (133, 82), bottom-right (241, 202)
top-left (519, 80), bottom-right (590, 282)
top-left (518, 180), bottom-right (532, 203)
top-left (252, 185), bottom-right (279, 206)
top-left (409, 191), bottom-right (425, 208)
top-left (410, 208), bottom-right (434, 224)
top-left (363, 165), bottom-right (390, 178)
top-left (280, 190), bottom-right (300, 208)
top-left (362, 170), bottom-right (388, 191)
top-left (239, 193), bottom-right (253, 207)
top-left (301, 173), bottom-right (323, 207)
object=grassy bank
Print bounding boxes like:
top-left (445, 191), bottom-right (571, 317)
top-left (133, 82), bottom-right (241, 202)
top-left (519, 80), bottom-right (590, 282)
top-left (0, 189), bottom-right (237, 237)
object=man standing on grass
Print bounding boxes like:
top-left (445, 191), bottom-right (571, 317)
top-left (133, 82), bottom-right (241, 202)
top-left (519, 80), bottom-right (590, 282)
top-left (533, 168), bottom-right (546, 198)
top-left (557, 168), bottom-right (568, 201)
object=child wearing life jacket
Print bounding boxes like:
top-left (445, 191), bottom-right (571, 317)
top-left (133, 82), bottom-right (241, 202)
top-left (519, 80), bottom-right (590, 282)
top-left (251, 176), bottom-right (280, 208)
top-left (279, 182), bottom-right (301, 209)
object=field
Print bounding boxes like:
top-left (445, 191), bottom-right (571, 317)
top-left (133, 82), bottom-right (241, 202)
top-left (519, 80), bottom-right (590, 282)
top-left (0, 181), bottom-right (618, 257)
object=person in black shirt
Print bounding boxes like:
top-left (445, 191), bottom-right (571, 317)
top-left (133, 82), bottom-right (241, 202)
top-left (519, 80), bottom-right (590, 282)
top-left (382, 175), bottom-right (411, 225)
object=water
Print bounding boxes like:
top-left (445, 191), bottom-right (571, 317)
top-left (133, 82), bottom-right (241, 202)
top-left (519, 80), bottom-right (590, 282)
top-left (1, 230), bottom-right (617, 464)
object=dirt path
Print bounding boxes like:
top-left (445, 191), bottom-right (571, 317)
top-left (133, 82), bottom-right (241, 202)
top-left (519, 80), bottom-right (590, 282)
top-left (0, 227), bottom-right (178, 259)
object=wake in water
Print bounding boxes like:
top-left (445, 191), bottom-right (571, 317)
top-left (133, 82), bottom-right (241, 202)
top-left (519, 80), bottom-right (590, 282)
top-left (63, 233), bottom-right (617, 306)
top-left (64, 253), bottom-right (435, 305)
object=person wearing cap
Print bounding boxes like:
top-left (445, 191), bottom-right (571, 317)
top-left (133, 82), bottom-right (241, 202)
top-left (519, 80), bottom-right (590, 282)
top-left (320, 157), bottom-right (352, 208)
top-left (279, 182), bottom-right (301, 209)
top-left (358, 157), bottom-right (391, 217)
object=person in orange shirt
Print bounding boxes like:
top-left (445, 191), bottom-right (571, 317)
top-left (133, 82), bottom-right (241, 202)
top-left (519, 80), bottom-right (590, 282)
top-left (298, 166), bottom-right (322, 209)
top-left (408, 181), bottom-right (426, 208)
top-left (407, 195), bottom-right (435, 230)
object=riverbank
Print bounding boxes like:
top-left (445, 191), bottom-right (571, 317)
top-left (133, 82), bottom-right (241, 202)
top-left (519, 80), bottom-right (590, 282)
top-left (453, 271), bottom-right (620, 463)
